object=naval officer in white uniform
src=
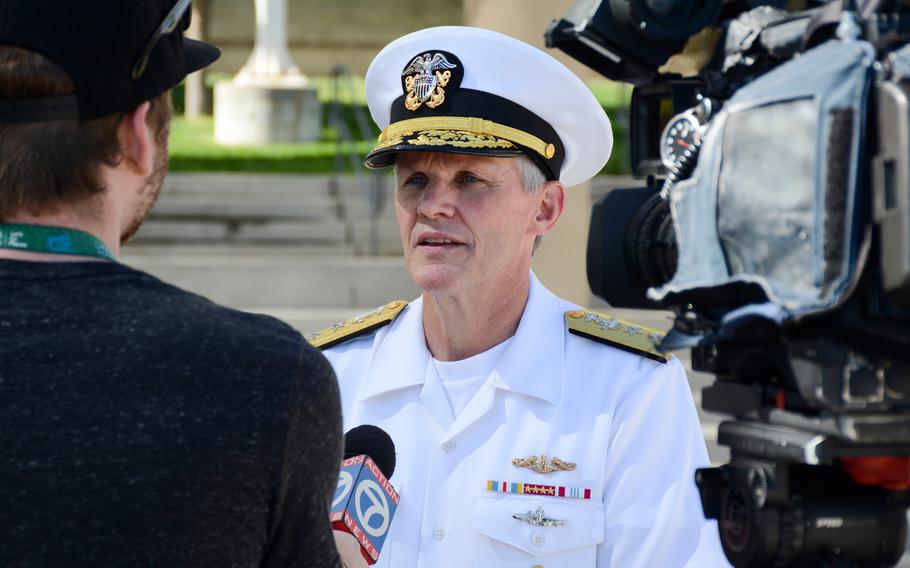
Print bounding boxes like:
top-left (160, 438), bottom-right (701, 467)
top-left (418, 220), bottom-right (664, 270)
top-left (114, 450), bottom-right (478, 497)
top-left (308, 26), bottom-right (728, 568)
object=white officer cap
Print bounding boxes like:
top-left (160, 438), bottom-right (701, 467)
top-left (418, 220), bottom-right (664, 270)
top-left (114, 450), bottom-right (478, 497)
top-left (363, 26), bottom-right (613, 188)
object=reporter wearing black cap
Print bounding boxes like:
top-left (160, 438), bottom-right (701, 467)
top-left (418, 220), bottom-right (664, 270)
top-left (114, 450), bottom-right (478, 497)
top-left (0, 2), bottom-right (342, 566)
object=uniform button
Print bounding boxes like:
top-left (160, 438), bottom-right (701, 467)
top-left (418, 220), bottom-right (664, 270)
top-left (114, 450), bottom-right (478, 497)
top-left (433, 527), bottom-right (446, 540)
top-left (442, 440), bottom-right (457, 452)
top-left (531, 533), bottom-right (545, 546)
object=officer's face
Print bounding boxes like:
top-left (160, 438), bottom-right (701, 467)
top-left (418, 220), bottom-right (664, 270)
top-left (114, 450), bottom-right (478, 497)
top-left (394, 152), bottom-right (545, 295)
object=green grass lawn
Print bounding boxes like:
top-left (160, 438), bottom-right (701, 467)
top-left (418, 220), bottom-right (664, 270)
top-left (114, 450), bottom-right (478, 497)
top-left (588, 80), bottom-right (633, 107)
top-left (168, 117), bottom-right (374, 173)
top-left (167, 77), bottom-right (631, 174)
top-left (191, 73), bottom-right (626, 108)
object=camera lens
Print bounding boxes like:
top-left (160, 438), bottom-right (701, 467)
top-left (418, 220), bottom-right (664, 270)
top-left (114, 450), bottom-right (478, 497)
top-left (609, 0), bottom-right (722, 42)
top-left (642, 0), bottom-right (694, 19)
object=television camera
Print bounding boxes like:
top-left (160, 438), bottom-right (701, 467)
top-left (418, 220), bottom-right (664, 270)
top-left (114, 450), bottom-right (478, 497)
top-left (548, 1), bottom-right (910, 566)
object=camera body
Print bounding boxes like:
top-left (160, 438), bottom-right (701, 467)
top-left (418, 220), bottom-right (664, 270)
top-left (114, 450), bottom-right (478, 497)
top-left (549, 1), bottom-right (910, 565)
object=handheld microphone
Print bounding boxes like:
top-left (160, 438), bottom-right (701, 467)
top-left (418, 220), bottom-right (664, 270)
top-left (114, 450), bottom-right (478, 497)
top-left (331, 425), bottom-right (399, 567)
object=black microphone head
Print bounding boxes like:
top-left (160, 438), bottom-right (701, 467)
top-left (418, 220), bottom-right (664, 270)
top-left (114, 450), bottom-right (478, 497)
top-left (343, 424), bottom-right (396, 479)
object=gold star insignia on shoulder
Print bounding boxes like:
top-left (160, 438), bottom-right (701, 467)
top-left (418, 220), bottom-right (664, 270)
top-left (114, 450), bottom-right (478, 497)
top-left (511, 454), bottom-right (577, 475)
top-left (306, 301), bottom-right (408, 350)
top-left (565, 309), bottom-right (670, 363)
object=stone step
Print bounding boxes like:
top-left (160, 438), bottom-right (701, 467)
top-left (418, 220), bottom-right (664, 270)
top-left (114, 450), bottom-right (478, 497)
top-left (123, 243), bottom-right (356, 258)
top-left (136, 218), bottom-right (347, 244)
top-left (143, 173), bottom-right (394, 248)
top-left (162, 173), bottom-right (392, 210)
top-left (164, 173), bottom-right (332, 193)
top-left (121, 251), bottom-right (421, 310)
top-left (163, 172), bottom-right (389, 196)
top-left (130, 173), bottom-right (656, 284)
top-left (150, 202), bottom-right (333, 221)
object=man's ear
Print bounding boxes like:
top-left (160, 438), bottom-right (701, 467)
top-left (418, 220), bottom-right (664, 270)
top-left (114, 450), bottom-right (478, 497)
top-left (117, 101), bottom-right (153, 177)
top-left (531, 180), bottom-right (566, 236)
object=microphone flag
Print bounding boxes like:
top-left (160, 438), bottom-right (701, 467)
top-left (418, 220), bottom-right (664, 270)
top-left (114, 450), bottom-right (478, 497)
top-left (330, 454), bottom-right (400, 565)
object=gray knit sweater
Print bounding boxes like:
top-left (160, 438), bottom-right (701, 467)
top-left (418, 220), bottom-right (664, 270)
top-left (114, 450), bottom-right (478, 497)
top-left (0, 260), bottom-right (342, 567)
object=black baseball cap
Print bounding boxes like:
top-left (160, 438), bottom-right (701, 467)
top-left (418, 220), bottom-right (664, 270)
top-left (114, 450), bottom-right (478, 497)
top-left (0, 0), bottom-right (220, 123)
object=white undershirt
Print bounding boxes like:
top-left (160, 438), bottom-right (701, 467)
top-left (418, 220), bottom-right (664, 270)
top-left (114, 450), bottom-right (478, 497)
top-left (432, 337), bottom-right (513, 417)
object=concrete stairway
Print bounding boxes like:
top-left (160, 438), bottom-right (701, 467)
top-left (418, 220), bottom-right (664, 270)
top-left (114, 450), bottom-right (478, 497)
top-left (123, 245), bottom-right (419, 311)
top-left (123, 173), bottom-right (419, 335)
top-left (124, 174), bottom-right (645, 334)
top-left (134, 173), bottom-right (403, 253)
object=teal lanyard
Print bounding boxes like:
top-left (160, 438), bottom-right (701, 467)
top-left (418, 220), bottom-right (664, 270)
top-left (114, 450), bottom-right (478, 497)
top-left (0, 223), bottom-right (115, 261)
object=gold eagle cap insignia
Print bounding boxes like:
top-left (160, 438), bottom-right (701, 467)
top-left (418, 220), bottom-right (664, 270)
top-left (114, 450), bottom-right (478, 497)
top-left (401, 52), bottom-right (458, 111)
top-left (511, 454), bottom-right (577, 474)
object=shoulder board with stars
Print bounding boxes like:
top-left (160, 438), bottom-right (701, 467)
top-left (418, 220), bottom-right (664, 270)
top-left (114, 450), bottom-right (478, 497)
top-left (564, 309), bottom-right (670, 363)
top-left (307, 301), bottom-right (408, 350)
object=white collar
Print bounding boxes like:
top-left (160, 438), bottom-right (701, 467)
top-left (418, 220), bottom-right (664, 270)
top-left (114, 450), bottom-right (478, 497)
top-left (358, 271), bottom-right (565, 406)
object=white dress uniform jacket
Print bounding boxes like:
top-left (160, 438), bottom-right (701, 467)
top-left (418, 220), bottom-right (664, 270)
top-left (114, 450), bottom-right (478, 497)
top-left (322, 273), bottom-right (729, 567)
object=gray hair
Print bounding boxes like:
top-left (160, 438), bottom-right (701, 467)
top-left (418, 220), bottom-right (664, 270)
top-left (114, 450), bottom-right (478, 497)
top-left (516, 154), bottom-right (547, 195)
top-left (515, 155), bottom-right (549, 254)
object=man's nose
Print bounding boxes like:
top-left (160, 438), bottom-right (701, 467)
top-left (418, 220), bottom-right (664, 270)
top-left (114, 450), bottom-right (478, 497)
top-left (416, 181), bottom-right (457, 219)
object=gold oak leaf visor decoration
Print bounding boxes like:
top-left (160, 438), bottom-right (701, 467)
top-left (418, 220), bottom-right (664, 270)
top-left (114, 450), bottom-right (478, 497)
top-left (375, 118), bottom-right (554, 158)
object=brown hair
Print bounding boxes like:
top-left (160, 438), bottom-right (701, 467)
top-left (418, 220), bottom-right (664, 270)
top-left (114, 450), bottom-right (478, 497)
top-left (0, 46), bottom-right (172, 218)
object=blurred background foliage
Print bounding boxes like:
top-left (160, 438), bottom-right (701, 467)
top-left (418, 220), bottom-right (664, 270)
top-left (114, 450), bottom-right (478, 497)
top-left (168, 74), bottom-right (632, 175)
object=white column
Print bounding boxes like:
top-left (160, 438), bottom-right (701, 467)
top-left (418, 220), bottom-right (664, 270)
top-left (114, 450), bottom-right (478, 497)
top-left (237, 0), bottom-right (305, 85)
top-left (184, 0), bottom-right (209, 117)
top-left (214, 0), bottom-right (320, 144)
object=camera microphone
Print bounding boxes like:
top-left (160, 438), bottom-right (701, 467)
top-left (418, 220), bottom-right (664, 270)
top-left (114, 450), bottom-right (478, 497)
top-left (331, 425), bottom-right (399, 567)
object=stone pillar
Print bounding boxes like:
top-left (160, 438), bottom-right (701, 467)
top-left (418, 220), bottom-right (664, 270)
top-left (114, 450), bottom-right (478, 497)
top-left (184, 0), bottom-right (209, 118)
top-left (465, 0), bottom-right (597, 307)
top-left (237, 0), bottom-right (300, 78)
top-left (214, 0), bottom-right (321, 144)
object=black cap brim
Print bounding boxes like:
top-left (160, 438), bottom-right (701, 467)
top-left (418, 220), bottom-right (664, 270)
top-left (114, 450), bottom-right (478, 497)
top-left (183, 38), bottom-right (220, 74)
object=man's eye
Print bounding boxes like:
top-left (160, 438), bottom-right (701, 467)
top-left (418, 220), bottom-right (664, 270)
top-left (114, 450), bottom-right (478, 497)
top-left (403, 175), bottom-right (428, 187)
top-left (460, 174), bottom-right (481, 184)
